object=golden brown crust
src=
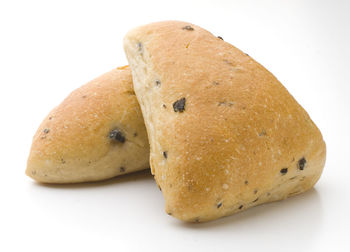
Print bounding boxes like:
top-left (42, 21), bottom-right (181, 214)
top-left (26, 66), bottom-right (149, 183)
top-left (124, 21), bottom-right (326, 222)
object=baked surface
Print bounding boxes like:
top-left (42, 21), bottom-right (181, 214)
top-left (124, 21), bottom-right (326, 222)
top-left (26, 66), bottom-right (149, 183)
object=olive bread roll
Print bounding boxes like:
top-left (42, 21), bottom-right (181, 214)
top-left (26, 66), bottom-right (149, 183)
top-left (124, 21), bottom-right (326, 222)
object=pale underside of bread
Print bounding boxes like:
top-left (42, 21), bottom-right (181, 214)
top-left (26, 66), bottom-right (149, 183)
top-left (124, 21), bottom-right (326, 222)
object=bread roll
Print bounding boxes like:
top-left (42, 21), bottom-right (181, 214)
top-left (124, 21), bottom-right (326, 222)
top-left (26, 66), bottom-right (149, 183)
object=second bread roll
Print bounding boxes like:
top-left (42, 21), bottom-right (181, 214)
top-left (26, 66), bottom-right (149, 183)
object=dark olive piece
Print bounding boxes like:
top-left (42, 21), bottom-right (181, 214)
top-left (298, 157), bottom-right (307, 170)
top-left (280, 168), bottom-right (288, 175)
top-left (173, 97), bottom-right (186, 112)
top-left (163, 151), bottom-right (168, 159)
top-left (217, 202), bottom-right (223, 208)
top-left (155, 80), bottom-right (161, 86)
top-left (182, 25), bottom-right (194, 31)
top-left (109, 129), bottom-right (126, 143)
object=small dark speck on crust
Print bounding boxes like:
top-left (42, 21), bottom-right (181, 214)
top-left (245, 180), bottom-right (248, 185)
top-left (212, 81), bottom-right (220, 85)
top-left (167, 212), bottom-right (172, 216)
top-left (48, 116), bottom-right (52, 120)
top-left (182, 25), bottom-right (194, 31)
top-left (173, 97), bottom-right (186, 112)
top-left (82, 95), bottom-right (87, 98)
top-left (280, 168), bottom-right (288, 175)
top-left (137, 42), bottom-right (142, 51)
top-left (217, 36), bottom-right (224, 40)
top-left (109, 129), bottom-right (125, 143)
top-left (267, 192), bottom-right (271, 196)
top-left (126, 90), bottom-right (136, 96)
top-left (158, 185), bottom-right (162, 191)
top-left (120, 167), bottom-right (125, 173)
top-left (252, 198), bottom-right (259, 203)
top-left (155, 80), bottom-right (161, 87)
top-left (218, 101), bottom-right (234, 107)
top-left (61, 158), bottom-right (66, 164)
top-left (239, 205), bottom-right (243, 210)
top-left (43, 128), bottom-right (50, 134)
top-left (31, 170), bottom-right (36, 175)
top-left (162, 104), bottom-right (167, 109)
top-left (223, 59), bottom-right (234, 66)
top-left (245, 53), bottom-right (249, 56)
top-left (194, 217), bottom-right (200, 223)
top-left (217, 202), bottom-right (223, 208)
top-left (259, 129), bottom-right (266, 136)
top-left (133, 132), bottom-right (137, 137)
top-left (298, 157), bottom-right (307, 170)
top-left (254, 189), bottom-right (258, 194)
top-left (290, 176), bottom-right (297, 180)
top-left (163, 151), bottom-right (167, 159)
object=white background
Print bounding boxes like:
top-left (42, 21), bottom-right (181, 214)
top-left (0, 0), bottom-right (349, 251)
